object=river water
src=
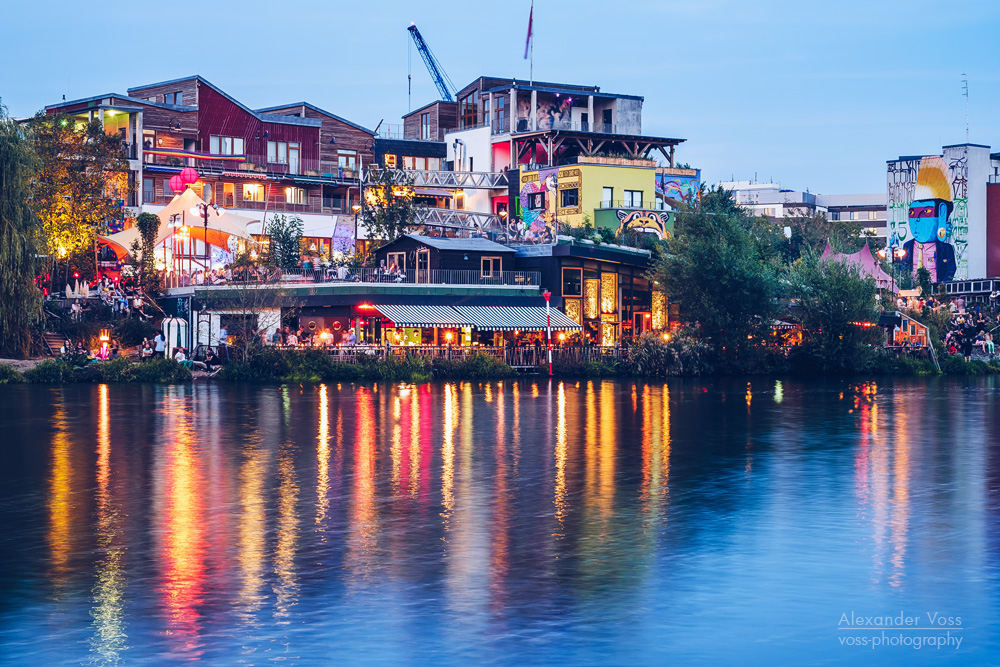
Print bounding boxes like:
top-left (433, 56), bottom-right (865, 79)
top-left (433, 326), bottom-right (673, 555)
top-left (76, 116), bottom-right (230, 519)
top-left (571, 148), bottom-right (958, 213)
top-left (0, 378), bottom-right (997, 665)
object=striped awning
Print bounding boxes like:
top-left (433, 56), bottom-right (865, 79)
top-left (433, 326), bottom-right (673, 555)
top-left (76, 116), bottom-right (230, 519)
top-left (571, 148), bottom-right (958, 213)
top-left (452, 306), bottom-right (583, 331)
top-left (373, 304), bottom-right (474, 328)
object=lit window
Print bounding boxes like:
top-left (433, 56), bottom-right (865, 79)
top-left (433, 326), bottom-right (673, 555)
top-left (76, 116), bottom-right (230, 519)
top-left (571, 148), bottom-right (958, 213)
top-left (243, 184), bottom-right (265, 202)
top-left (383, 154), bottom-right (397, 168)
top-left (285, 187), bottom-right (306, 205)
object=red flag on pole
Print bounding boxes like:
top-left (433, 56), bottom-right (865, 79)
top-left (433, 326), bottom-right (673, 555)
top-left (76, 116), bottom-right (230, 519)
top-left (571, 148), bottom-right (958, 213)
top-left (524, 2), bottom-right (533, 59)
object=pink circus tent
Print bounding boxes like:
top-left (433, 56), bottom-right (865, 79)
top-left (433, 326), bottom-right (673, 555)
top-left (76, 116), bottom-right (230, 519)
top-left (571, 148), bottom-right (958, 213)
top-left (820, 242), bottom-right (899, 292)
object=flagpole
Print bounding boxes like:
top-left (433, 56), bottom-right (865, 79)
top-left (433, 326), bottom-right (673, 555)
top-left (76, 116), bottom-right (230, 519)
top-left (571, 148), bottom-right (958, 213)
top-left (529, 0), bottom-right (534, 84)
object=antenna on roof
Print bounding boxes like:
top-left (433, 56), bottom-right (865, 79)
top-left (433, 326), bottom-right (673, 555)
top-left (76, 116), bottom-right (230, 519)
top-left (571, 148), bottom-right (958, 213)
top-left (962, 72), bottom-right (969, 143)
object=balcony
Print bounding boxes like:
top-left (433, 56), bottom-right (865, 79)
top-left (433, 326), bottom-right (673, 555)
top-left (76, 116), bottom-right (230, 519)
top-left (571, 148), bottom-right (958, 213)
top-left (598, 199), bottom-right (668, 211)
top-left (365, 168), bottom-right (508, 189)
top-left (142, 153), bottom-right (360, 182)
top-left (163, 267), bottom-right (540, 292)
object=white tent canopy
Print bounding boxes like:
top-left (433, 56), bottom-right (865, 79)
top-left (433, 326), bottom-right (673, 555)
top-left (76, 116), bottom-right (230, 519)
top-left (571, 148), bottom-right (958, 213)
top-left (99, 187), bottom-right (254, 260)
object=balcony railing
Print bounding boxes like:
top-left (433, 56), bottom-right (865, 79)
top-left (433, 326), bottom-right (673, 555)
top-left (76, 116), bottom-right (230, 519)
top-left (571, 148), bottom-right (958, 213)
top-left (511, 119), bottom-right (637, 135)
top-left (142, 153), bottom-right (360, 181)
top-left (365, 168), bottom-right (508, 189)
top-left (163, 267), bottom-right (539, 290)
top-left (598, 199), bottom-right (668, 210)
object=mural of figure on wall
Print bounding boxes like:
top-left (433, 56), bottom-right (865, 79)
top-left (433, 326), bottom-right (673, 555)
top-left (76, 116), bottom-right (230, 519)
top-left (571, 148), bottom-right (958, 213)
top-left (656, 172), bottom-right (701, 207)
top-left (616, 210), bottom-right (673, 239)
top-left (900, 156), bottom-right (956, 283)
top-left (519, 169), bottom-right (558, 244)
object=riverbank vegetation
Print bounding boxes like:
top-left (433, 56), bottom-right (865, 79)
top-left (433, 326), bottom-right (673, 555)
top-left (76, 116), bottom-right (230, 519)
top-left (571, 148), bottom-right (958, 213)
top-left (0, 357), bottom-right (191, 384)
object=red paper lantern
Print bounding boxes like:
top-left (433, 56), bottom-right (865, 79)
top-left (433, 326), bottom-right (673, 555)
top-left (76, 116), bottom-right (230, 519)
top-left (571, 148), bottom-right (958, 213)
top-left (179, 167), bottom-right (199, 184)
top-left (169, 174), bottom-right (185, 193)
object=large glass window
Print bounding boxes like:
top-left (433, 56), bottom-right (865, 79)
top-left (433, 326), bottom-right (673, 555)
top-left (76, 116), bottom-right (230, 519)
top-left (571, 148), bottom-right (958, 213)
top-left (285, 187), bottom-right (306, 205)
top-left (602, 186), bottom-right (613, 208)
top-left (624, 190), bottom-right (642, 208)
top-left (212, 135), bottom-right (244, 156)
top-left (143, 178), bottom-right (154, 203)
top-left (223, 183), bottom-right (235, 207)
top-left (421, 113), bottom-right (430, 140)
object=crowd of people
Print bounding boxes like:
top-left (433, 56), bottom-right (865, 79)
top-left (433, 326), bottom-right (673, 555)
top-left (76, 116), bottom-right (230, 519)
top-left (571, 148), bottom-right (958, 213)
top-left (899, 293), bottom-right (999, 361)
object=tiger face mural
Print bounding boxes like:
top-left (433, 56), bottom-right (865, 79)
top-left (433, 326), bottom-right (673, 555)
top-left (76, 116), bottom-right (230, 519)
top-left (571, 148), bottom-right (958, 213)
top-left (616, 210), bottom-right (673, 239)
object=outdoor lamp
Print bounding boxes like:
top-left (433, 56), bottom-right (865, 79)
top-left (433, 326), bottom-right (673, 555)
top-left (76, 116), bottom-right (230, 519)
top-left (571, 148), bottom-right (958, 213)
top-left (352, 204), bottom-right (362, 213)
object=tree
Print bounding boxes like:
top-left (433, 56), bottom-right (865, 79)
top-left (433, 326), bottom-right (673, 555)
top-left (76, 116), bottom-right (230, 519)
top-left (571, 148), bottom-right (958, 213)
top-left (0, 103), bottom-right (44, 357)
top-left (28, 112), bottom-right (133, 268)
top-left (361, 168), bottom-right (419, 245)
top-left (264, 213), bottom-right (304, 270)
top-left (652, 187), bottom-right (781, 369)
top-left (781, 207), bottom-right (869, 263)
top-left (787, 252), bottom-right (881, 373)
top-left (134, 212), bottom-right (161, 293)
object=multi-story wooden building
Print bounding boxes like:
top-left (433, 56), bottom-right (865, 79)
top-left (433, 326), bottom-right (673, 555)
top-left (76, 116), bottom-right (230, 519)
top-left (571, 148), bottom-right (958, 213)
top-left (45, 76), bottom-right (375, 255)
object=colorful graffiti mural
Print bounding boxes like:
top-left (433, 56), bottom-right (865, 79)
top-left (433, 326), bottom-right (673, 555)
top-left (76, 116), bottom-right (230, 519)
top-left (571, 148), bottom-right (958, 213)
top-left (615, 209), bottom-right (673, 239)
top-left (888, 155), bottom-right (964, 282)
top-left (656, 170), bottom-right (701, 207)
top-left (519, 168), bottom-right (558, 244)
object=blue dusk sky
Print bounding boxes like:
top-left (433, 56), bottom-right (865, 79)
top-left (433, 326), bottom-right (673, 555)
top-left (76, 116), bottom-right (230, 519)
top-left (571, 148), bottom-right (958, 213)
top-left (2, 0), bottom-right (997, 194)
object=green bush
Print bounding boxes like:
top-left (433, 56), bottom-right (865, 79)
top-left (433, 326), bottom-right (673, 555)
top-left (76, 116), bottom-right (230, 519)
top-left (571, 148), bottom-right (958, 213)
top-left (100, 357), bottom-right (135, 382)
top-left (24, 359), bottom-right (72, 383)
top-left (939, 353), bottom-right (995, 375)
top-left (432, 353), bottom-right (515, 379)
top-left (71, 364), bottom-right (104, 383)
top-left (621, 331), bottom-right (715, 376)
top-left (130, 358), bottom-right (192, 383)
top-left (552, 360), bottom-right (619, 377)
top-left (0, 365), bottom-right (25, 384)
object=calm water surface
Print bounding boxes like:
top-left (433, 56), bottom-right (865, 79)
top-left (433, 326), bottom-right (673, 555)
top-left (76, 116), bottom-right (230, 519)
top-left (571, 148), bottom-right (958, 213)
top-left (0, 378), bottom-right (998, 665)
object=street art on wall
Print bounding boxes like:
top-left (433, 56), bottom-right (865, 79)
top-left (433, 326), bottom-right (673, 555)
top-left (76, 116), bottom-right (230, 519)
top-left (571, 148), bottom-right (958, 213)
top-left (888, 154), bottom-right (966, 282)
top-left (330, 215), bottom-right (356, 255)
top-left (656, 170), bottom-right (701, 207)
top-left (519, 168), bottom-right (558, 244)
top-left (516, 94), bottom-right (575, 131)
top-left (616, 210), bottom-right (673, 239)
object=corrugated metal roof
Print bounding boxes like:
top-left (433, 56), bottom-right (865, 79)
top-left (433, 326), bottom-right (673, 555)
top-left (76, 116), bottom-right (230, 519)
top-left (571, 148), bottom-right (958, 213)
top-left (403, 234), bottom-right (514, 252)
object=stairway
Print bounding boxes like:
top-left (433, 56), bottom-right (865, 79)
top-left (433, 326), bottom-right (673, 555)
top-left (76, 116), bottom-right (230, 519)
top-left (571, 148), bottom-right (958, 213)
top-left (42, 332), bottom-right (65, 356)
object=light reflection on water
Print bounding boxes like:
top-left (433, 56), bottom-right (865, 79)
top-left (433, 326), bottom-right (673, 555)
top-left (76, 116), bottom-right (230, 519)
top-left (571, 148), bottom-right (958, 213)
top-left (0, 378), bottom-right (998, 664)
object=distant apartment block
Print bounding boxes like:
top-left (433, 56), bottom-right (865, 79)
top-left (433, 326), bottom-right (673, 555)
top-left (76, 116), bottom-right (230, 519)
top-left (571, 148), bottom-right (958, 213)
top-left (720, 181), bottom-right (888, 241)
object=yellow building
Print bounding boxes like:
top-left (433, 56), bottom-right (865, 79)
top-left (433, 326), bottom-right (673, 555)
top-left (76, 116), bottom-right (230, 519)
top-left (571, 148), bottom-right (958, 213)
top-left (518, 158), bottom-right (663, 241)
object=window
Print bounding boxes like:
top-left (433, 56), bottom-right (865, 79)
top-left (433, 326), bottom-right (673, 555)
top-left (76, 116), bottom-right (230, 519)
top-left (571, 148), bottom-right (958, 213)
top-left (267, 141), bottom-right (290, 163)
top-left (211, 136), bottom-right (244, 156)
top-left (285, 187), bottom-right (306, 205)
top-left (460, 91), bottom-right (479, 129)
top-left (830, 211), bottom-right (840, 221)
top-left (143, 178), bottom-right (154, 203)
top-left (763, 207), bottom-right (775, 217)
top-left (338, 150), bottom-right (357, 170)
top-left (387, 252), bottom-right (406, 271)
top-left (243, 183), bottom-right (265, 202)
top-left (203, 183), bottom-right (213, 204)
top-left (421, 112), bottom-right (431, 140)
top-left (869, 210), bottom-right (878, 220)
top-left (403, 156), bottom-right (427, 170)
top-left (481, 256), bottom-right (502, 277)
top-left (383, 154), bottom-right (397, 168)
top-left (427, 157), bottom-right (441, 171)
top-left (562, 267), bottom-right (583, 297)
top-left (560, 188), bottom-right (579, 208)
top-left (223, 183), bottom-right (235, 207)
top-left (164, 178), bottom-right (175, 196)
top-left (494, 97), bottom-right (506, 132)
top-left (324, 192), bottom-right (344, 211)
top-left (624, 190), bottom-right (642, 208)
top-left (164, 91), bottom-right (183, 105)
top-left (526, 192), bottom-right (544, 210)
top-left (602, 186), bottom-right (613, 208)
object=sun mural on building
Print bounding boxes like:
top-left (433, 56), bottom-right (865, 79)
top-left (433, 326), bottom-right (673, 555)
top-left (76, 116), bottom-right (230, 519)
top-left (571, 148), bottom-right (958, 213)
top-left (900, 157), bottom-right (956, 283)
